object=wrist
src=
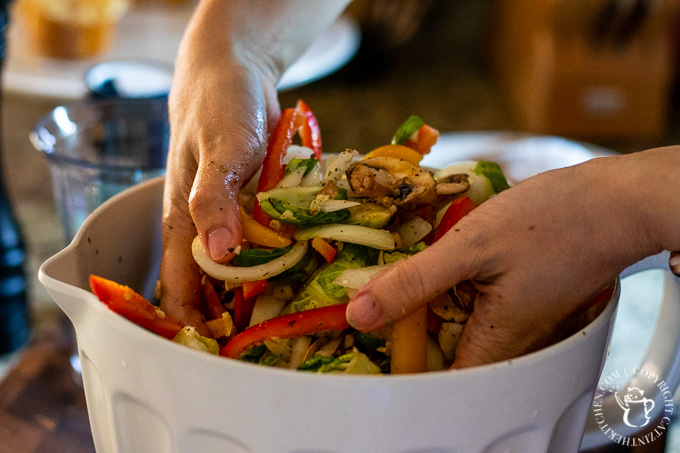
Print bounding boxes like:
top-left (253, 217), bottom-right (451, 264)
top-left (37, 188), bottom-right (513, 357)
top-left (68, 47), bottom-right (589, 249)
top-left (613, 147), bottom-right (680, 256)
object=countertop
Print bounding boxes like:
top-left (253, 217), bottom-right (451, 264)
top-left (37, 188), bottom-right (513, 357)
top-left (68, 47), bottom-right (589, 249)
top-left (1, 1), bottom-right (679, 452)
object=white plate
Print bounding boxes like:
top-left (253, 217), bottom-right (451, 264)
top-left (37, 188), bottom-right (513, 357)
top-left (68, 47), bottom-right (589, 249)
top-left (5, 6), bottom-right (360, 99)
top-left (424, 131), bottom-right (614, 184)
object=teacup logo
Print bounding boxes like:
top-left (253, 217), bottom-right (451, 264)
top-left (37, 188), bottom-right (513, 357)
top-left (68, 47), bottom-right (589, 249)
top-left (614, 386), bottom-right (654, 428)
top-left (590, 367), bottom-right (674, 447)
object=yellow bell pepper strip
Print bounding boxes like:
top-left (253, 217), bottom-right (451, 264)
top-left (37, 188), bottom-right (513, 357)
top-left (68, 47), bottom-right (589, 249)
top-left (311, 236), bottom-right (338, 263)
top-left (201, 277), bottom-right (226, 320)
top-left (404, 124), bottom-right (439, 155)
top-left (253, 100), bottom-right (322, 225)
top-left (433, 196), bottom-right (476, 242)
top-left (89, 275), bottom-right (184, 339)
top-left (240, 206), bottom-right (292, 248)
top-left (363, 144), bottom-right (424, 166)
top-left (390, 305), bottom-right (428, 374)
top-left (220, 303), bottom-right (350, 359)
top-left (242, 279), bottom-right (268, 300)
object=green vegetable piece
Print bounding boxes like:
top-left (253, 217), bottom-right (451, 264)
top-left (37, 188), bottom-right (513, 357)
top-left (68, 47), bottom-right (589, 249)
top-left (298, 349), bottom-right (381, 374)
top-left (298, 355), bottom-right (337, 371)
top-left (271, 248), bottom-right (320, 285)
top-left (239, 344), bottom-right (267, 363)
top-left (286, 244), bottom-right (379, 313)
top-left (474, 161), bottom-right (510, 193)
top-left (258, 186), bottom-right (351, 227)
top-left (230, 246), bottom-right (292, 267)
top-left (317, 258), bottom-right (363, 299)
top-left (344, 350), bottom-right (381, 374)
top-left (391, 115), bottom-right (424, 145)
top-left (285, 158), bottom-right (318, 176)
top-left (345, 202), bottom-right (394, 229)
top-left (383, 242), bottom-right (427, 264)
top-left (172, 326), bottom-right (219, 355)
top-left (353, 331), bottom-right (386, 356)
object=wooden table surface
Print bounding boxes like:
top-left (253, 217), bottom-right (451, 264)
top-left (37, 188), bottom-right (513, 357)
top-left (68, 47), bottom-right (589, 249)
top-left (0, 1), bottom-right (678, 452)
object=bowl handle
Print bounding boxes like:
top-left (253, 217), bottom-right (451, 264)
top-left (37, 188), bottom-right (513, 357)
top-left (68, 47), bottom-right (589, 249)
top-left (580, 251), bottom-right (680, 449)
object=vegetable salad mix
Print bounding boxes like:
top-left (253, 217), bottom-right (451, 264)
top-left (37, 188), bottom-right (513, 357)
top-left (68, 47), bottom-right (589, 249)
top-left (90, 100), bottom-right (514, 375)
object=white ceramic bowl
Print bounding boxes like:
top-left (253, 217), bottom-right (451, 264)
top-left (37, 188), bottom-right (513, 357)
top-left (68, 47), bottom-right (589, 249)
top-left (39, 133), bottom-right (680, 453)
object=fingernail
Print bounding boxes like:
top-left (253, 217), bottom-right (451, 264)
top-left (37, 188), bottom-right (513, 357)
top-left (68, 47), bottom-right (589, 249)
top-left (207, 227), bottom-right (236, 261)
top-left (347, 292), bottom-right (383, 331)
top-left (670, 252), bottom-right (680, 277)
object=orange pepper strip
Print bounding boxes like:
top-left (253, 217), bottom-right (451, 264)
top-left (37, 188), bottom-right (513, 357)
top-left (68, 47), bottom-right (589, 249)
top-left (363, 144), bottom-right (423, 166)
top-left (240, 207), bottom-right (292, 248)
top-left (311, 236), bottom-right (337, 263)
top-left (89, 275), bottom-right (184, 339)
top-left (242, 279), bottom-right (268, 300)
top-left (405, 124), bottom-right (439, 155)
top-left (390, 305), bottom-right (428, 374)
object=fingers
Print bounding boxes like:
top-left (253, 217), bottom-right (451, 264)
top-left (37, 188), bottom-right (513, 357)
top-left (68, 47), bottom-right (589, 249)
top-left (346, 230), bottom-right (482, 331)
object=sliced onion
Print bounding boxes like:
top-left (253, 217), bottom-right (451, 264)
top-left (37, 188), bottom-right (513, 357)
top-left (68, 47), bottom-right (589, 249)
top-left (317, 199), bottom-right (361, 213)
top-left (294, 224), bottom-right (396, 250)
top-left (397, 216), bottom-right (432, 248)
top-left (192, 236), bottom-right (308, 282)
top-left (332, 264), bottom-right (393, 290)
top-left (276, 166), bottom-right (306, 188)
top-left (282, 145), bottom-right (315, 164)
top-left (322, 149), bottom-right (359, 184)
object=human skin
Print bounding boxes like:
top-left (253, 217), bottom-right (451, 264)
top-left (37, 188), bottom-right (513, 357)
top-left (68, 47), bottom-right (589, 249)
top-left (160, 1), bottom-right (680, 369)
top-left (345, 147), bottom-right (680, 368)
top-left (160, 0), bottom-right (349, 333)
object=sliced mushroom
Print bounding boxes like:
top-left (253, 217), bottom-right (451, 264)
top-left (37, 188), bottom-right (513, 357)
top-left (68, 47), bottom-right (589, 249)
top-left (346, 157), bottom-right (436, 210)
top-left (436, 173), bottom-right (470, 196)
top-left (428, 292), bottom-right (471, 323)
top-left (428, 280), bottom-right (478, 323)
top-left (451, 280), bottom-right (477, 313)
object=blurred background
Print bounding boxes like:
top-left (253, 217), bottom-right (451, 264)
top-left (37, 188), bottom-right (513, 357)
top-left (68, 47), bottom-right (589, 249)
top-left (1, 0), bottom-right (679, 451)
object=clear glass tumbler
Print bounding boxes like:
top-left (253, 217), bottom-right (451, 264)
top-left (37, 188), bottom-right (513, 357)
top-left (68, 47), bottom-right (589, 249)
top-left (30, 97), bottom-right (169, 242)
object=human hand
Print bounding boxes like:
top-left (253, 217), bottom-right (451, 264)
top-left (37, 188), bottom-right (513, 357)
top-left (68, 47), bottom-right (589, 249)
top-left (158, 0), bottom-right (349, 332)
top-left (159, 26), bottom-right (280, 334)
top-left (346, 150), bottom-right (679, 368)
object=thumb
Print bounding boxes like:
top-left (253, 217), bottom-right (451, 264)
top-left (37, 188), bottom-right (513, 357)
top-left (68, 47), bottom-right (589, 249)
top-left (346, 237), bottom-right (476, 331)
top-left (189, 160), bottom-right (245, 263)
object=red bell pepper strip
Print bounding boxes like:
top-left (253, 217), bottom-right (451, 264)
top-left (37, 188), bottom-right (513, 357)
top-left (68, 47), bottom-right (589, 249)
top-left (296, 100), bottom-right (322, 158)
top-left (433, 196), bottom-right (476, 242)
top-left (232, 286), bottom-right (256, 332)
top-left (201, 277), bottom-right (226, 320)
top-left (253, 101), bottom-right (323, 225)
top-left (220, 303), bottom-right (350, 359)
top-left (89, 275), bottom-right (184, 339)
top-left (242, 279), bottom-right (268, 300)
